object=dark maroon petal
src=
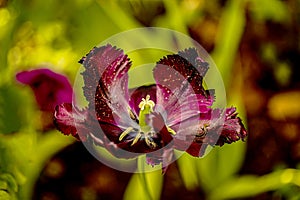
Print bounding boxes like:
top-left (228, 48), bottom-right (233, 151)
top-left (54, 103), bottom-right (88, 141)
top-left (155, 48), bottom-right (210, 97)
top-left (117, 139), bottom-right (152, 154)
top-left (80, 44), bottom-right (136, 129)
top-left (97, 123), bottom-right (151, 154)
top-left (146, 148), bottom-right (174, 173)
top-left (146, 112), bottom-right (173, 145)
top-left (146, 155), bottom-right (161, 167)
top-left (87, 122), bottom-right (143, 157)
top-left (214, 107), bottom-right (247, 146)
top-left (178, 48), bottom-right (209, 77)
top-left (186, 142), bottom-right (208, 157)
top-left (172, 115), bottom-right (204, 151)
top-left (16, 68), bottom-right (73, 111)
top-left (198, 107), bottom-right (246, 146)
top-left (153, 48), bottom-right (214, 127)
top-left (172, 107), bottom-right (247, 157)
top-left (80, 45), bottom-right (129, 105)
top-left (97, 123), bottom-right (123, 142)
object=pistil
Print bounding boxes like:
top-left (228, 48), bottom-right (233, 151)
top-left (138, 95), bottom-right (155, 133)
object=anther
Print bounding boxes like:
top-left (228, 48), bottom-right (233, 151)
top-left (119, 127), bottom-right (134, 141)
top-left (145, 136), bottom-right (157, 149)
top-left (131, 132), bottom-right (142, 146)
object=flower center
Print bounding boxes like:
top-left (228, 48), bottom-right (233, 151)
top-left (119, 95), bottom-right (157, 149)
top-left (119, 94), bottom-right (177, 149)
top-left (138, 95), bottom-right (155, 133)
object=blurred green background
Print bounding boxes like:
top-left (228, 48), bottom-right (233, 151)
top-left (1, 0), bottom-right (300, 199)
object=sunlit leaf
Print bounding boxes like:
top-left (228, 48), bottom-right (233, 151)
top-left (249, 0), bottom-right (290, 22)
top-left (208, 169), bottom-right (300, 200)
top-left (123, 156), bottom-right (163, 200)
top-left (0, 85), bottom-right (25, 134)
top-left (211, 0), bottom-right (245, 88)
top-left (176, 152), bottom-right (200, 190)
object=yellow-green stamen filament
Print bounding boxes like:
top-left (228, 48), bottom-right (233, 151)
top-left (131, 132), bottom-right (142, 146)
top-left (119, 127), bottom-right (134, 141)
top-left (167, 126), bottom-right (176, 135)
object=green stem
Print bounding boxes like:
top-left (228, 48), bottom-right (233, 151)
top-left (137, 156), bottom-right (153, 200)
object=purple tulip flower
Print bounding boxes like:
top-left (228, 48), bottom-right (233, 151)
top-left (54, 44), bottom-right (247, 170)
top-left (16, 68), bottom-right (73, 130)
top-left (16, 68), bottom-right (73, 112)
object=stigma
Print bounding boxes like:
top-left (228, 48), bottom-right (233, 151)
top-left (138, 95), bottom-right (155, 111)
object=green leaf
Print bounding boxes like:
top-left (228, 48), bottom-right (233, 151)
top-left (0, 84), bottom-right (27, 134)
top-left (0, 173), bottom-right (18, 193)
top-left (0, 190), bottom-right (12, 200)
top-left (19, 131), bottom-right (74, 199)
top-left (208, 169), bottom-right (300, 200)
top-left (123, 171), bottom-right (163, 200)
top-left (249, 0), bottom-right (290, 22)
top-left (176, 152), bottom-right (200, 190)
top-left (211, 0), bottom-right (245, 89)
top-left (123, 156), bottom-right (163, 200)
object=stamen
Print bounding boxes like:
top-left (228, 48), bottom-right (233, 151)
top-left (145, 136), bottom-right (157, 149)
top-left (167, 126), bottom-right (176, 135)
top-left (201, 124), bottom-right (209, 134)
top-left (131, 132), bottom-right (142, 146)
top-left (194, 124), bottom-right (209, 142)
top-left (119, 127), bottom-right (134, 141)
top-left (128, 108), bottom-right (137, 121)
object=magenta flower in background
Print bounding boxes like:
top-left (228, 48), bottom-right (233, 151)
top-left (54, 44), bottom-right (247, 170)
top-left (16, 68), bottom-right (73, 112)
top-left (16, 68), bottom-right (73, 131)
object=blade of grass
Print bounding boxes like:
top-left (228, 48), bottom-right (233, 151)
top-left (211, 0), bottom-right (245, 88)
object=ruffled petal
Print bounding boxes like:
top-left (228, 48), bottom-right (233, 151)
top-left (215, 107), bottom-right (247, 146)
top-left (54, 103), bottom-right (88, 140)
top-left (146, 148), bottom-right (174, 173)
top-left (153, 48), bottom-right (214, 127)
top-left (80, 45), bottom-right (129, 105)
top-left (154, 48), bottom-right (211, 98)
top-left (196, 107), bottom-right (247, 146)
top-left (80, 44), bottom-right (139, 136)
top-left (178, 48), bottom-right (209, 78)
top-left (178, 107), bottom-right (247, 157)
